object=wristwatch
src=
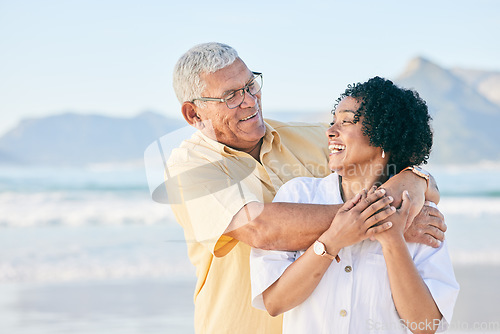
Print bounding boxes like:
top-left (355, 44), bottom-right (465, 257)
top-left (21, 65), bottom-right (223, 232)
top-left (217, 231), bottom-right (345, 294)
top-left (401, 166), bottom-right (430, 187)
top-left (313, 240), bottom-right (340, 263)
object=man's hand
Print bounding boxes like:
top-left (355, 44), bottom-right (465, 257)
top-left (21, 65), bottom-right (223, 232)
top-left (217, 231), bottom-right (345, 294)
top-left (403, 202), bottom-right (446, 248)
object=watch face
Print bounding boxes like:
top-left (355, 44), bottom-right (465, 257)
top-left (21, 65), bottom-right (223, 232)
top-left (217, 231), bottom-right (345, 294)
top-left (314, 241), bottom-right (325, 255)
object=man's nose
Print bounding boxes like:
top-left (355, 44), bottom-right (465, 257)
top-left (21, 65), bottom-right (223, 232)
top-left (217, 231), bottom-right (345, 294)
top-left (240, 89), bottom-right (257, 108)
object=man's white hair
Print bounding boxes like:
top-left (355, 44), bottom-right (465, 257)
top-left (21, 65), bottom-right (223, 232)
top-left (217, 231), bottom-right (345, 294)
top-left (173, 42), bottom-right (239, 104)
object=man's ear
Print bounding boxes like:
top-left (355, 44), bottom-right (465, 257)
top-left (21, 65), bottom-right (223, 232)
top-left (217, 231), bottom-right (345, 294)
top-left (181, 102), bottom-right (203, 129)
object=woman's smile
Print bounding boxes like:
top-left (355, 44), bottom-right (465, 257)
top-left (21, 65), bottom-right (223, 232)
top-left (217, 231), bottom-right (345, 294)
top-left (328, 142), bottom-right (346, 155)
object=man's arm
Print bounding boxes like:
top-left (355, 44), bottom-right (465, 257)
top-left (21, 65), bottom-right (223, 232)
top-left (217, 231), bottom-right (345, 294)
top-left (224, 202), bottom-right (340, 251)
top-left (224, 190), bottom-right (389, 251)
top-left (226, 170), bottom-right (444, 251)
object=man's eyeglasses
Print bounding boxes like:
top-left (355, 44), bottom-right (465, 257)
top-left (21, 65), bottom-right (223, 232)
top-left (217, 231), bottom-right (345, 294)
top-left (191, 72), bottom-right (263, 109)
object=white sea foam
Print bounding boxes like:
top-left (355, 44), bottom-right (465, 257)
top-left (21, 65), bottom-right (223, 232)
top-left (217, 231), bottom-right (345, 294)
top-left (0, 191), bottom-right (175, 227)
top-left (450, 250), bottom-right (500, 265)
top-left (0, 256), bottom-right (194, 283)
top-left (0, 222), bottom-right (194, 283)
top-left (439, 197), bottom-right (500, 216)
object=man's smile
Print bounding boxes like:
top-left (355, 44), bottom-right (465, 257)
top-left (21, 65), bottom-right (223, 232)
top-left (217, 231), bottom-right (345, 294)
top-left (240, 110), bottom-right (259, 121)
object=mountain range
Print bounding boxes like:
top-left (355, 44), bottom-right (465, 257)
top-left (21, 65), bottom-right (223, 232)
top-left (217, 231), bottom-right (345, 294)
top-left (0, 111), bottom-right (185, 165)
top-left (1, 58), bottom-right (499, 166)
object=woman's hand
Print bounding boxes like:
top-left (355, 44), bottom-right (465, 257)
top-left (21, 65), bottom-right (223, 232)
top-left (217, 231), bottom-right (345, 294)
top-left (319, 187), bottom-right (395, 256)
top-left (373, 190), bottom-right (412, 246)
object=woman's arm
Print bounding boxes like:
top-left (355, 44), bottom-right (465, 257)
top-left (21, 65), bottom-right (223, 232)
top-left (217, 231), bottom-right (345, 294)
top-left (375, 191), bottom-right (442, 334)
top-left (262, 189), bottom-right (395, 316)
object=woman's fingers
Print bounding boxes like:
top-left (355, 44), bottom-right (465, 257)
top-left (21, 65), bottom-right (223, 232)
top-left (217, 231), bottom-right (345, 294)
top-left (367, 185), bottom-right (377, 196)
top-left (359, 195), bottom-right (394, 221)
top-left (352, 188), bottom-right (387, 213)
top-left (341, 192), bottom-right (362, 212)
top-left (363, 205), bottom-right (396, 229)
top-left (366, 221), bottom-right (392, 239)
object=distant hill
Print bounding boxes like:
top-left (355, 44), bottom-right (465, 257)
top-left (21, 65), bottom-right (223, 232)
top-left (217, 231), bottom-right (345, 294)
top-left (395, 57), bottom-right (500, 164)
top-left (0, 111), bottom-right (185, 166)
top-left (450, 68), bottom-right (500, 107)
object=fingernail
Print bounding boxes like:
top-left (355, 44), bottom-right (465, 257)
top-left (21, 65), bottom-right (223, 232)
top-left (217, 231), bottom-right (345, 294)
top-left (386, 222), bottom-right (392, 227)
top-left (388, 196), bottom-right (393, 201)
top-left (377, 189), bottom-right (386, 194)
top-left (390, 206), bottom-right (396, 211)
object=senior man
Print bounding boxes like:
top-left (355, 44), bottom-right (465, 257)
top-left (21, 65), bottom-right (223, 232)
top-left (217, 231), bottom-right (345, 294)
top-left (164, 42), bottom-right (445, 334)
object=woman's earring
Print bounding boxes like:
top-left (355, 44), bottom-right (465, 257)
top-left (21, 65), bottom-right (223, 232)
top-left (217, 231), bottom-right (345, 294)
top-left (382, 150), bottom-right (385, 159)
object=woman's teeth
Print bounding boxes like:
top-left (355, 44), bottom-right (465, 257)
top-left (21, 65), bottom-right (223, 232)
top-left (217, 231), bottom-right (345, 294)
top-left (329, 144), bottom-right (346, 153)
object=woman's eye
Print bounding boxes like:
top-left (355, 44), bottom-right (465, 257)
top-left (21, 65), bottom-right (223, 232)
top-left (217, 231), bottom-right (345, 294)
top-left (342, 120), bottom-right (353, 124)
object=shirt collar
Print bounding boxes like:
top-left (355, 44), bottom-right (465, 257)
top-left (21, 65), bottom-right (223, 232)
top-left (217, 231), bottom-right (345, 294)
top-left (261, 120), bottom-right (282, 154)
top-left (194, 120), bottom-right (282, 158)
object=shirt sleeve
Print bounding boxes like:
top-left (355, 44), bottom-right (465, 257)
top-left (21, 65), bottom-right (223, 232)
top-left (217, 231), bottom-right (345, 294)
top-left (412, 240), bottom-right (460, 332)
top-left (166, 156), bottom-right (261, 257)
top-left (250, 177), bottom-right (313, 310)
top-left (250, 248), bottom-right (297, 310)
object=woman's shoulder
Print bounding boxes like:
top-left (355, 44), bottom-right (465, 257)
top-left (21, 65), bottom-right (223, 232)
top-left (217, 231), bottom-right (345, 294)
top-left (274, 173), bottom-right (341, 204)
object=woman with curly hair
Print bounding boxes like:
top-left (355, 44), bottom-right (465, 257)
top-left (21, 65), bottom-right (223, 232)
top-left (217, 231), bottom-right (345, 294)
top-left (250, 77), bottom-right (459, 334)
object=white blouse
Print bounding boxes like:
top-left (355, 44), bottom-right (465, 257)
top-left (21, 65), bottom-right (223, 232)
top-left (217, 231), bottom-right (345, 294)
top-left (250, 173), bottom-right (459, 334)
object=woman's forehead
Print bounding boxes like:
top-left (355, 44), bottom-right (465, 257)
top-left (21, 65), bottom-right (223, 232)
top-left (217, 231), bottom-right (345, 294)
top-left (334, 97), bottom-right (361, 114)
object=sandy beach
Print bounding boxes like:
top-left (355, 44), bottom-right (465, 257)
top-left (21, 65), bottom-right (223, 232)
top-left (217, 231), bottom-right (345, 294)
top-left (1, 167), bottom-right (499, 333)
top-left (449, 265), bottom-right (500, 333)
top-left (0, 264), bottom-right (498, 333)
top-left (0, 279), bottom-right (196, 334)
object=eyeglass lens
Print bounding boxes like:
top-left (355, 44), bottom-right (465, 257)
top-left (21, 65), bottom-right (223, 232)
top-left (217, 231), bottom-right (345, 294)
top-left (225, 74), bottom-right (263, 109)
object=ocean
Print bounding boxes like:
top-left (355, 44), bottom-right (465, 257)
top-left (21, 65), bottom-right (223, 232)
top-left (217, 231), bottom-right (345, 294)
top-left (1, 164), bottom-right (499, 333)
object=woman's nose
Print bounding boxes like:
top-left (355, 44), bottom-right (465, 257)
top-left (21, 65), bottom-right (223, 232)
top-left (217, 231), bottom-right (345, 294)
top-left (326, 124), bottom-right (339, 138)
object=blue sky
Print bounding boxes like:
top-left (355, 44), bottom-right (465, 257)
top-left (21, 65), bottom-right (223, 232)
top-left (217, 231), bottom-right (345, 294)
top-left (0, 0), bottom-right (499, 135)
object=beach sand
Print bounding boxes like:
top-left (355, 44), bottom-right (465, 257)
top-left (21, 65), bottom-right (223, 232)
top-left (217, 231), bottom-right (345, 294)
top-left (1, 265), bottom-right (498, 333)
top-left (0, 279), bottom-right (196, 334)
top-left (449, 265), bottom-right (500, 333)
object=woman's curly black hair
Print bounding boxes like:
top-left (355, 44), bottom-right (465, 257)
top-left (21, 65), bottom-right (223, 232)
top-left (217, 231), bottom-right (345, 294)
top-left (333, 76), bottom-right (433, 173)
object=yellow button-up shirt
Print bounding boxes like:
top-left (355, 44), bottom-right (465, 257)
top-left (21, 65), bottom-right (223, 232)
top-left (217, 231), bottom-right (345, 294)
top-left (166, 119), bottom-right (330, 334)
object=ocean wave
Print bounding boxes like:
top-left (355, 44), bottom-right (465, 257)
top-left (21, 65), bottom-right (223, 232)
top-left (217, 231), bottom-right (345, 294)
top-left (0, 191), bottom-right (175, 227)
top-left (438, 197), bottom-right (500, 216)
top-left (450, 250), bottom-right (500, 265)
top-left (0, 258), bottom-right (195, 283)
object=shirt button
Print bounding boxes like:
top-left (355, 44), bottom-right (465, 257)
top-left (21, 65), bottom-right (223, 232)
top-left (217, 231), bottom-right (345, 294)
top-left (344, 265), bottom-right (352, 273)
top-left (340, 309), bottom-right (348, 317)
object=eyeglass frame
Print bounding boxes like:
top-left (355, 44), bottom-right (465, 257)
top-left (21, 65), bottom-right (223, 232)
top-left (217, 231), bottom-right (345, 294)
top-left (190, 72), bottom-right (263, 109)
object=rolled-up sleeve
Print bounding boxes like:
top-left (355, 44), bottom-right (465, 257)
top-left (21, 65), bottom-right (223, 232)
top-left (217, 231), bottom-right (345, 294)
top-left (250, 248), bottom-right (297, 310)
top-left (166, 154), bottom-right (262, 257)
top-left (249, 177), bottom-right (313, 311)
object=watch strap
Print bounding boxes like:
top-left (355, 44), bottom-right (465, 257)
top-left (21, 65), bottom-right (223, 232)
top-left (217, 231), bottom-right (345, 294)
top-left (401, 166), bottom-right (430, 187)
top-left (314, 240), bottom-right (341, 263)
